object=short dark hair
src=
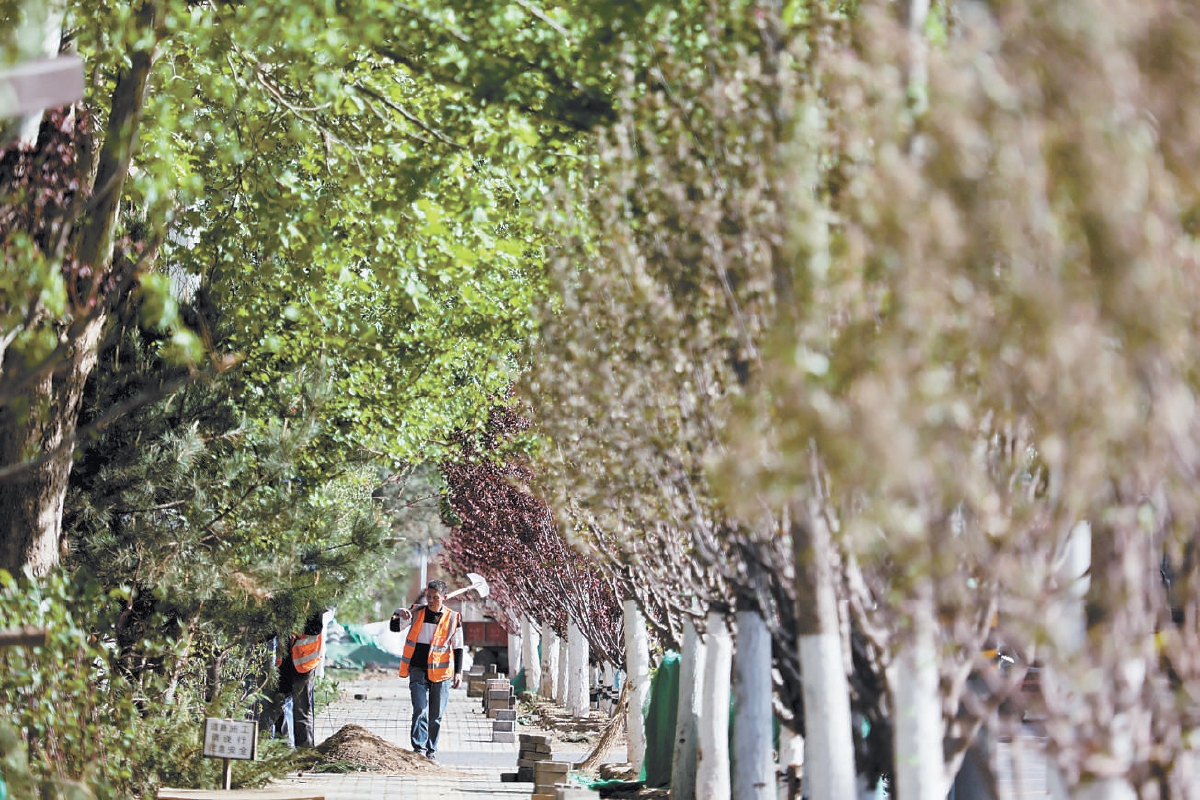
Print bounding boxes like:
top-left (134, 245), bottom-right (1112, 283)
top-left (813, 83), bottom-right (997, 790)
top-left (427, 579), bottom-right (448, 594)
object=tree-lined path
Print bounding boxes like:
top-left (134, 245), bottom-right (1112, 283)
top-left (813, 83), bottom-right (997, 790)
top-left (6, 1), bottom-right (1200, 798)
top-left (270, 676), bottom-right (623, 800)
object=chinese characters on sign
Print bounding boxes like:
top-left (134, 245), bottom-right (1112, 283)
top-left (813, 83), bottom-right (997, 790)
top-left (202, 718), bottom-right (258, 761)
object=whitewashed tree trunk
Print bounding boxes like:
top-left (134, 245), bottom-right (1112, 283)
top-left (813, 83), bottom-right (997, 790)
top-left (541, 627), bottom-right (561, 700)
top-left (888, 579), bottom-right (945, 800)
top-left (732, 609), bottom-right (773, 800)
top-left (522, 615), bottom-right (541, 695)
top-left (567, 617), bottom-right (590, 718)
top-left (796, 507), bottom-right (857, 800)
top-left (672, 617), bottom-right (706, 800)
top-left (623, 599), bottom-right (651, 776)
top-left (1056, 522), bottom-right (1138, 800)
top-left (508, 629), bottom-right (523, 677)
top-left (557, 627), bottom-right (570, 703)
top-left (697, 612), bottom-right (732, 800)
top-left (797, 633), bottom-right (857, 800)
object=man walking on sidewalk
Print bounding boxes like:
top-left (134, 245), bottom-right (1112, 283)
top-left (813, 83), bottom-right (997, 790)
top-left (390, 579), bottom-right (464, 760)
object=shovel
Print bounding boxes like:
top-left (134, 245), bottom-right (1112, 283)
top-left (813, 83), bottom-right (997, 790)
top-left (445, 572), bottom-right (490, 600)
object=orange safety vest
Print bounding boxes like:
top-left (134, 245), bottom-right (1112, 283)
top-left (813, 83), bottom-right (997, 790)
top-left (398, 606), bottom-right (460, 682)
top-left (291, 632), bottom-right (323, 674)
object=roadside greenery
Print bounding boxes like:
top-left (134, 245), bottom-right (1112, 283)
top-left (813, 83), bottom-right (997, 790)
top-left (6, 0), bottom-right (1200, 797)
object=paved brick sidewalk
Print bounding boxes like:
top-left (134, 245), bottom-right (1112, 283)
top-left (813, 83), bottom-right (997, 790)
top-left (268, 675), bottom-right (1050, 800)
top-left (272, 677), bottom-right (545, 799)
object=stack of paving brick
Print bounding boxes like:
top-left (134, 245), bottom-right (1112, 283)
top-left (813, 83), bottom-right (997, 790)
top-left (531, 759), bottom-right (571, 799)
top-left (498, 732), bottom-right (552, 783)
top-left (491, 703), bottom-right (517, 742)
top-left (466, 664), bottom-right (487, 698)
top-left (484, 677), bottom-right (513, 717)
top-left (515, 733), bottom-right (551, 781)
top-left (484, 676), bottom-right (518, 743)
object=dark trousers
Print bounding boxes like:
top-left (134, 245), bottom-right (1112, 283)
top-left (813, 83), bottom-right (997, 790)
top-left (261, 670), bottom-right (315, 747)
top-left (292, 671), bottom-right (316, 748)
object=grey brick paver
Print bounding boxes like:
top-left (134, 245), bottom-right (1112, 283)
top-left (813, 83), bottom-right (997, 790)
top-left (274, 676), bottom-right (529, 799)
top-left (272, 674), bottom-right (1050, 799)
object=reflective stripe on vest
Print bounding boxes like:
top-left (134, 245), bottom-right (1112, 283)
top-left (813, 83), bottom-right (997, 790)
top-left (398, 607), bottom-right (459, 682)
top-left (292, 633), bottom-right (323, 674)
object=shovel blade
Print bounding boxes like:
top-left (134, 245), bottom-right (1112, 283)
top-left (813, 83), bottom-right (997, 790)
top-left (466, 572), bottom-right (490, 598)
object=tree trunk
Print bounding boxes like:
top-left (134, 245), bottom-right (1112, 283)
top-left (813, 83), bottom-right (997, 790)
top-left (522, 615), bottom-right (541, 695)
top-left (697, 611), bottom-right (732, 800)
top-left (1071, 513), bottom-right (1150, 800)
top-left (733, 608), bottom-right (774, 800)
top-left (888, 577), bottom-right (945, 800)
top-left (1041, 521), bottom-right (1091, 800)
top-left (0, 314), bottom-right (104, 575)
top-left (671, 616), bottom-right (706, 800)
top-left (567, 617), bottom-right (590, 718)
top-left (795, 511), bottom-right (857, 800)
top-left (0, 0), bottom-right (158, 576)
top-left (508, 628), bottom-right (523, 677)
top-left (624, 599), bottom-right (651, 776)
top-left (541, 626), bottom-right (560, 700)
top-left (557, 628), bottom-right (570, 704)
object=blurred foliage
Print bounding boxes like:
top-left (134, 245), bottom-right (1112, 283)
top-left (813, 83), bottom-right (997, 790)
top-left (0, 568), bottom-right (301, 797)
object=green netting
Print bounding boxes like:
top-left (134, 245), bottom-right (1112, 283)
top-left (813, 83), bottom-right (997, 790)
top-left (577, 776), bottom-right (644, 791)
top-left (512, 667), bottom-right (527, 693)
top-left (641, 650), bottom-right (680, 788)
top-left (340, 623), bottom-right (381, 647)
top-left (322, 642), bottom-right (401, 670)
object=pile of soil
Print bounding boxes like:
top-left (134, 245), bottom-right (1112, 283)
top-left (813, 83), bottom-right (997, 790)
top-left (311, 724), bottom-right (441, 774)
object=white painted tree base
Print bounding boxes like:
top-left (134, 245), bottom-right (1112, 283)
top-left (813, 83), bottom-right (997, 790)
top-left (671, 618), bottom-right (706, 800)
top-left (733, 610), bottom-right (774, 800)
top-left (888, 583), bottom-right (945, 800)
top-left (798, 632), bottom-right (857, 800)
top-left (697, 611), bottom-right (732, 800)
top-left (522, 615), bottom-right (541, 694)
top-left (567, 618), bottom-right (590, 717)
top-left (541, 628), bottom-right (560, 700)
top-left (623, 600), bottom-right (650, 775)
top-left (557, 632), bottom-right (569, 704)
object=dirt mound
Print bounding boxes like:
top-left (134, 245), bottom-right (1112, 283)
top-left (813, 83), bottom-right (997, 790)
top-left (314, 724), bottom-right (439, 774)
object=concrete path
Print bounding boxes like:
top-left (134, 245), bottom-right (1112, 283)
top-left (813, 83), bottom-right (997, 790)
top-left (271, 677), bottom-right (609, 800)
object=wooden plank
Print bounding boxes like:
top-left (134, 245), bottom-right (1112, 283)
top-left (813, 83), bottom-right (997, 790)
top-left (156, 789), bottom-right (325, 800)
top-left (0, 55), bottom-right (84, 117)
